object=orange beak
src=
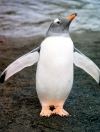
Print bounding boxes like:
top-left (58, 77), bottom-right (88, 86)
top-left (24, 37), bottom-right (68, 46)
top-left (66, 13), bottom-right (77, 21)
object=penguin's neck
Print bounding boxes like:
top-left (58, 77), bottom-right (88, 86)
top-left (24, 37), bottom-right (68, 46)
top-left (46, 33), bottom-right (70, 37)
top-left (46, 31), bottom-right (70, 38)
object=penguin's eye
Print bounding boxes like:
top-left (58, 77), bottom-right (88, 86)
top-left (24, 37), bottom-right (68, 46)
top-left (54, 18), bottom-right (61, 24)
top-left (56, 21), bottom-right (61, 24)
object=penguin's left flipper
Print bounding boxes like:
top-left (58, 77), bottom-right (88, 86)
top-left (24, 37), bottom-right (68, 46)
top-left (0, 46), bottom-right (40, 83)
top-left (74, 48), bottom-right (100, 84)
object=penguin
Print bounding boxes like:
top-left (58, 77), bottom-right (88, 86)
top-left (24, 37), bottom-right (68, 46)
top-left (0, 13), bottom-right (100, 117)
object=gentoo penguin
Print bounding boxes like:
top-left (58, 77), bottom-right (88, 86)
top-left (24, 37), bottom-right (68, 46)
top-left (0, 13), bottom-right (100, 117)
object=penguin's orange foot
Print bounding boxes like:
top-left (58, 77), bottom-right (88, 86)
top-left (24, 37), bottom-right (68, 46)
top-left (53, 107), bottom-right (69, 116)
top-left (40, 106), bottom-right (52, 117)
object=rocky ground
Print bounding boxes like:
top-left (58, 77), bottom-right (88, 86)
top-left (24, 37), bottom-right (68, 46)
top-left (0, 31), bottom-right (100, 132)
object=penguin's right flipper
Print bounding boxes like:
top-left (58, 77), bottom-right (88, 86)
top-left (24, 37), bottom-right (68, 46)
top-left (0, 47), bottom-right (40, 83)
top-left (74, 49), bottom-right (100, 84)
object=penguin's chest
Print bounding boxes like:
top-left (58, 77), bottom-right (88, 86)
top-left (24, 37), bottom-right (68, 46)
top-left (36, 36), bottom-right (74, 100)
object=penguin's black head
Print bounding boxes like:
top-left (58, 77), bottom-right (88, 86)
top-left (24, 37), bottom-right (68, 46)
top-left (46, 13), bottom-right (77, 36)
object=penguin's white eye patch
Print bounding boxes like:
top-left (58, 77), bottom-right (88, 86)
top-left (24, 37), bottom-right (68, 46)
top-left (54, 18), bottom-right (61, 24)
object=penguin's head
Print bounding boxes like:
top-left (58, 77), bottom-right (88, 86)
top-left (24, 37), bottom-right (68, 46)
top-left (47, 13), bottom-right (77, 36)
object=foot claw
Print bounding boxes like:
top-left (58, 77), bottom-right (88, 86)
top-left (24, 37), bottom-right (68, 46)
top-left (53, 108), bottom-right (69, 116)
top-left (40, 108), bottom-right (52, 117)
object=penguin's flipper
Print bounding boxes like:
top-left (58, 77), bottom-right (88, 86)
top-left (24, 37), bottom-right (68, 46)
top-left (0, 47), bottom-right (40, 83)
top-left (73, 48), bottom-right (100, 84)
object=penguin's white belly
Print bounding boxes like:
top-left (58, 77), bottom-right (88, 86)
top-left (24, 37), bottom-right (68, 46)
top-left (36, 36), bottom-right (73, 103)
